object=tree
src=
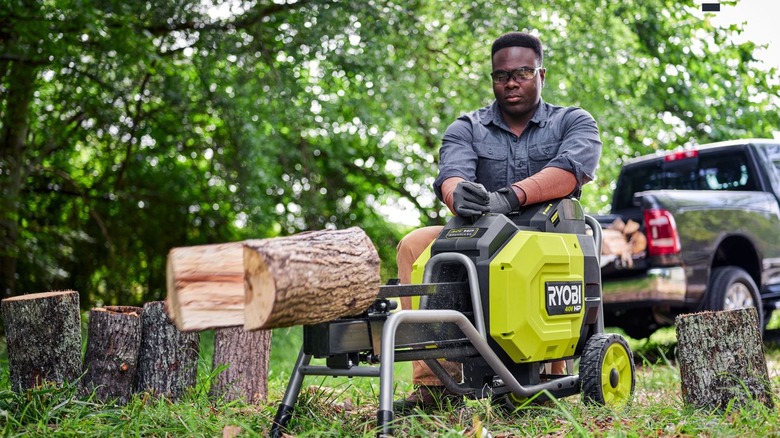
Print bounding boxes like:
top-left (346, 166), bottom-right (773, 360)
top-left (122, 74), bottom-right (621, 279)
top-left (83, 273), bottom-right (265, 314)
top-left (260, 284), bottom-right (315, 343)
top-left (1, 0), bottom-right (778, 307)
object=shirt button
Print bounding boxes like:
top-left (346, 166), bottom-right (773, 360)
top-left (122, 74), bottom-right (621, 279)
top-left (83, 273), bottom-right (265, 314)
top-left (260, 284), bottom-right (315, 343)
top-left (513, 137), bottom-right (518, 142)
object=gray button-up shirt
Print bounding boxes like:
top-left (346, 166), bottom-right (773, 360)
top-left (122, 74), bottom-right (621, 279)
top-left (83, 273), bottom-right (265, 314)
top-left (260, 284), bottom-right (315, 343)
top-left (433, 99), bottom-right (602, 201)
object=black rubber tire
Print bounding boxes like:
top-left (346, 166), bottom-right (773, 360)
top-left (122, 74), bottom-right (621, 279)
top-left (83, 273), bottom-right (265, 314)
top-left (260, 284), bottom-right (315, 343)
top-left (704, 266), bottom-right (764, 331)
top-left (580, 333), bottom-right (635, 407)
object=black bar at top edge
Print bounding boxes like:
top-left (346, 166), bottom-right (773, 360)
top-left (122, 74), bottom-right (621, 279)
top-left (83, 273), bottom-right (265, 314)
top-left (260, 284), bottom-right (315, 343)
top-left (702, 3), bottom-right (720, 11)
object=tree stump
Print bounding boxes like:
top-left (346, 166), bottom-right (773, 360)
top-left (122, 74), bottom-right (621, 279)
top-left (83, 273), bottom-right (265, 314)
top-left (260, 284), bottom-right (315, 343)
top-left (209, 326), bottom-right (272, 403)
top-left (676, 308), bottom-right (773, 410)
top-left (1, 290), bottom-right (82, 391)
top-left (134, 301), bottom-right (200, 400)
top-left (243, 227), bottom-right (380, 330)
top-left (166, 242), bottom-right (245, 331)
top-left (81, 306), bottom-right (143, 404)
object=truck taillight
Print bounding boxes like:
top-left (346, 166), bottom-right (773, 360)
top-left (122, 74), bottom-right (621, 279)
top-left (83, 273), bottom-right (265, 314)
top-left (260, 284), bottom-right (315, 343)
top-left (664, 149), bottom-right (698, 162)
top-left (644, 209), bottom-right (681, 256)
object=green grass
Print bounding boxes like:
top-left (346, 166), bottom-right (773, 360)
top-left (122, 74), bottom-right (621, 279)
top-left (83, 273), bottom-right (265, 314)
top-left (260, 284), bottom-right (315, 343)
top-left (2, 317), bottom-right (780, 437)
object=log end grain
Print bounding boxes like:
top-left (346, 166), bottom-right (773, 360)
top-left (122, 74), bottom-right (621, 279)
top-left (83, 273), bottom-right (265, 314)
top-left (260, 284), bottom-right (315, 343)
top-left (243, 248), bottom-right (276, 330)
top-left (1, 289), bottom-right (78, 302)
top-left (166, 243), bottom-right (246, 331)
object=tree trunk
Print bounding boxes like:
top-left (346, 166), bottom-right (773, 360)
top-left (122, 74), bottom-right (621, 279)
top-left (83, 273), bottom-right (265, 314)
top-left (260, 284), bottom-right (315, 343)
top-left (0, 290), bottom-right (82, 391)
top-left (166, 242), bottom-right (245, 331)
top-left (676, 308), bottom-right (773, 410)
top-left (209, 326), bottom-right (272, 403)
top-left (243, 227), bottom-right (380, 330)
top-left (82, 306), bottom-right (143, 404)
top-left (0, 60), bottom-right (38, 299)
top-left (134, 301), bottom-right (200, 400)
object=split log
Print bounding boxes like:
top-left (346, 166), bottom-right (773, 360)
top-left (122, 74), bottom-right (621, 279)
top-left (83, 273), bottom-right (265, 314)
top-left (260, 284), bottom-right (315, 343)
top-left (81, 306), bottom-right (143, 404)
top-left (243, 227), bottom-right (380, 330)
top-left (134, 301), bottom-right (200, 400)
top-left (676, 308), bottom-right (773, 410)
top-left (1, 290), bottom-right (82, 391)
top-left (166, 242), bottom-right (245, 331)
top-left (209, 326), bottom-right (272, 403)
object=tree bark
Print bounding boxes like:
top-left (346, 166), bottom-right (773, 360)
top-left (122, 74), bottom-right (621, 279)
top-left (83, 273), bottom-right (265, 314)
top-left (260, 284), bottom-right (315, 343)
top-left (1, 290), bottom-right (82, 391)
top-left (82, 306), bottom-right (143, 404)
top-left (134, 301), bottom-right (200, 400)
top-left (209, 326), bottom-right (272, 403)
top-left (676, 308), bottom-right (773, 410)
top-left (243, 227), bottom-right (380, 330)
top-left (166, 242), bottom-right (245, 331)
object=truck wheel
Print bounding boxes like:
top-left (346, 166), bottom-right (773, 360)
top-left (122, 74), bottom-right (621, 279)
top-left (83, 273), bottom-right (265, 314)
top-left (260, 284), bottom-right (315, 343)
top-left (580, 333), bottom-right (635, 407)
top-left (705, 266), bottom-right (764, 330)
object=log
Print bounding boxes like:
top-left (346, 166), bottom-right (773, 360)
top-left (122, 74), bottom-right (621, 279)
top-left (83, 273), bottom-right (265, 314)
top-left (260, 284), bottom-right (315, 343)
top-left (209, 326), bottom-right (272, 403)
top-left (166, 242), bottom-right (245, 331)
top-left (676, 308), bottom-right (773, 410)
top-left (243, 227), bottom-right (380, 330)
top-left (0, 290), bottom-right (82, 391)
top-left (81, 306), bottom-right (143, 404)
top-left (134, 301), bottom-right (200, 400)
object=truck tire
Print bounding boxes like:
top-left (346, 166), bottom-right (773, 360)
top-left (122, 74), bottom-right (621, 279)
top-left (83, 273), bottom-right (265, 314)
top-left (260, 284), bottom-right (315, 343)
top-left (580, 333), bottom-right (635, 407)
top-left (704, 266), bottom-right (764, 331)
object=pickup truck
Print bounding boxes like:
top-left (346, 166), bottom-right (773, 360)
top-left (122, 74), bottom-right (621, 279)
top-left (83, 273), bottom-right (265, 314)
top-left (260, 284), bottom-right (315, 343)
top-left (598, 138), bottom-right (780, 339)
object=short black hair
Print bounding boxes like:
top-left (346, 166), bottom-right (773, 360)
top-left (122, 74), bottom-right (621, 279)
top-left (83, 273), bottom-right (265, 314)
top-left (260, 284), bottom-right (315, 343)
top-left (491, 32), bottom-right (544, 65)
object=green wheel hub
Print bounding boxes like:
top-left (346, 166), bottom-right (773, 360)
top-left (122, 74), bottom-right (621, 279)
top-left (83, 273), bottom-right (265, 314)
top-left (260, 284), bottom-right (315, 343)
top-left (600, 342), bottom-right (632, 404)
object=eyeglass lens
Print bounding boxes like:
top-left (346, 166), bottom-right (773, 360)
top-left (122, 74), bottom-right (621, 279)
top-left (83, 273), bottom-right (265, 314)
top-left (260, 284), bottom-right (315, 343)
top-left (492, 68), bottom-right (538, 83)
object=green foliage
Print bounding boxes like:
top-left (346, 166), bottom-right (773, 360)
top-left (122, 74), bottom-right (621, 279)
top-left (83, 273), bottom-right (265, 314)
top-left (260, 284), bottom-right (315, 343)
top-left (1, 0), bottom-right (778, 305)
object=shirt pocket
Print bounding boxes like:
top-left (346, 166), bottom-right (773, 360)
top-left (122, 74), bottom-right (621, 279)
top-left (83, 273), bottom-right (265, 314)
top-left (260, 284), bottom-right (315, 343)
top-left (474, 142), bottom-right (508, 189)
top-left (528, 141), bottom-right (560, 174)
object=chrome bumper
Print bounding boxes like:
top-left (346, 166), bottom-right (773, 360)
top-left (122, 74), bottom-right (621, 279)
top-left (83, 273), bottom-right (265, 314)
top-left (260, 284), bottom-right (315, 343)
top-left (602, 266), bottom-right (687, 304)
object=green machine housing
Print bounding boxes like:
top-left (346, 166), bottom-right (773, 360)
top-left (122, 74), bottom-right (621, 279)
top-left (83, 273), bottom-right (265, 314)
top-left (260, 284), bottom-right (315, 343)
top-left (410, 198), bottom-right (603, 390)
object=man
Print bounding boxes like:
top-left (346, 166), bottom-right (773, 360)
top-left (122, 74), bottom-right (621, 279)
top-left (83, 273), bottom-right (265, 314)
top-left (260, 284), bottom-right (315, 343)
top-left (394, 31), bottom-right (602, 410)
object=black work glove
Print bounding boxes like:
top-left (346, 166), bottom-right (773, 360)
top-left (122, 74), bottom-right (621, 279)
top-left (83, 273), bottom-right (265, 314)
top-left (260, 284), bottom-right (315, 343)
top-left (452, 181), bottom-right (490, 217)
top-left (487, 187), bottom-right (521, 215)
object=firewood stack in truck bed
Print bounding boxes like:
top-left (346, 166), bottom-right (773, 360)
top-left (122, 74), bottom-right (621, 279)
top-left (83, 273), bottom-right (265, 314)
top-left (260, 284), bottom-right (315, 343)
top-left (600, 218), bottom-right (647, 268)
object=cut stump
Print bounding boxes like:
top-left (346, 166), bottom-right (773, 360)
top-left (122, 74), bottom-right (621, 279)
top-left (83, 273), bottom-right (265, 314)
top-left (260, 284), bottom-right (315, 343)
top-left (243, 227), bottom-right (380, 330)
top-left (82, 306), bottom-right (143, 404)
top-left (676, 308), bottom-right (773, 410)
top-left (1, 290), bottom-right (82, 391)
top-left (134, 301), bottom-right (200, 400)
top-left (209, 326), bottom-right (272, 403)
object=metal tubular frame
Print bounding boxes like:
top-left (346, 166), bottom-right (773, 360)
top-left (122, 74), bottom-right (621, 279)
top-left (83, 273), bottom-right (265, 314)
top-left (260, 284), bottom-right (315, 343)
top-left (274, 214), bottom-right (605, 437)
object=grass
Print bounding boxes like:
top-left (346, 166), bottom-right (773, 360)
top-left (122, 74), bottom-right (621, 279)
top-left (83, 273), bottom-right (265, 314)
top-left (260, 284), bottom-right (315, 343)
top-left (2, 316), bottom-right (780, 437)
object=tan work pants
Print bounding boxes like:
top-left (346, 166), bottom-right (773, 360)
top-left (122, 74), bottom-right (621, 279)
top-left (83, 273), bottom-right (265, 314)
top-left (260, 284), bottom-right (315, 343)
top-left (396, 225), bottom-right (461, 385)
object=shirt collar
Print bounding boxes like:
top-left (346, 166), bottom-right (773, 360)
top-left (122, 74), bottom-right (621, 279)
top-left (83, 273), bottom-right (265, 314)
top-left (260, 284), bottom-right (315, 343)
top-left (483, 98), bottom-right (549, 128)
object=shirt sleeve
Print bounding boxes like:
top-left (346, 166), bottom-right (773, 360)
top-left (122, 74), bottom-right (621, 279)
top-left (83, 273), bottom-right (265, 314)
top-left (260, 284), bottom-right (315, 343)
top-left (433, 117), bottom-right (478, 201)
top-left (543, 108), bottom-right (602, 191)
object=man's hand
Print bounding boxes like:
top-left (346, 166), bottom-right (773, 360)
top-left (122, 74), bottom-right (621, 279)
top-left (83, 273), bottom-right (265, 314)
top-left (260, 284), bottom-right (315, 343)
top-left (487, 187), bottom-right (520, 215)
top-left (452, 181), bottom-right (490, 217)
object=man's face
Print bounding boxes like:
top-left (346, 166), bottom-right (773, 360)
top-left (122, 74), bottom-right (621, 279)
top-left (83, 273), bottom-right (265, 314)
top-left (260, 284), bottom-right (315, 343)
top-left (492, 46), bottom-right (545, 121)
